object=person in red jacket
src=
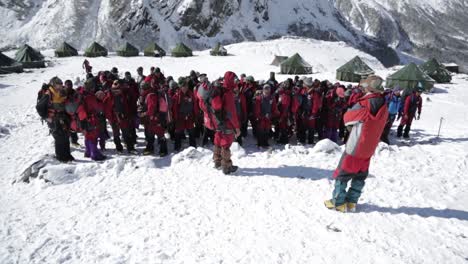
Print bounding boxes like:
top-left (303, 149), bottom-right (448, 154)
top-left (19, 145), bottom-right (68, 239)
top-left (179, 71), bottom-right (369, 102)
top-left (95, 90), bottom-right (110, 151)
top-left (147, 67), bottom-right (166, 90)
top-left (397, 88), bottom-right (423, 139)
top-left (233, 85), bottom-right (247, 146)
top-left (254, 84), bottom-right (279, 148)
top-left (196, 78), bottom-right (217, 146)
top-left (172, 79), bottom-right (198, 151)
top-left (211, 71), bottom-right (241, 174)
top-left (276, 80), bottom-right (293, 144)
top-left (348, 86), bottom-right (364, 107)
top-left (64, 79), bottom-right (80, 147)
top-left (298, 78), bottom-right (322, 144)
top-left (103, 80), bottom-right (136, 153)
top-left (323, 85), bottom-right (347, 143)
top-left (98, 73), bottom-right (113, 92)
top-left (123, 72), bottom-right (140, 143)
top-left (77, 79), bottom-right (106, 161)
top-left (325, 75), bottom-right (388, 212)
top-left (138, 81), bottom-right (168, 156)
top-left (82, 59), bottom-right (92, 74)
top-left (291, 82), bottom-right (303, 141)
top-left (240, 76), bottom-right (257, 137)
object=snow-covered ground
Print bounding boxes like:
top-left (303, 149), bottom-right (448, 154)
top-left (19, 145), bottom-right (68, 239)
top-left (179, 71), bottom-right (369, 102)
top-left (0, 38), bottom-right (467, 263)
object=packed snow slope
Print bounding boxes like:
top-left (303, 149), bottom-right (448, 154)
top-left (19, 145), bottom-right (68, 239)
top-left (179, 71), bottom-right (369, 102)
top-left (0, 39), bottom-right (467, 263)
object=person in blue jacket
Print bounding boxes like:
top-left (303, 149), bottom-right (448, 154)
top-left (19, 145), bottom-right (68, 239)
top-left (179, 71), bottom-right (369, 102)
top-left (380, 86), bottom-right (401, 144)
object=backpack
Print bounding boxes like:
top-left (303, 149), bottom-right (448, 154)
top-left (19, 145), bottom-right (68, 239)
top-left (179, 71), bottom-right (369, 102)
top-left (198, 83), bottom-right (225, 131)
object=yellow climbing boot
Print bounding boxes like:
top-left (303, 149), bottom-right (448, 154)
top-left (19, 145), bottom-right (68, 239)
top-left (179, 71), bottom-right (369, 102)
top-left (347, 202), bottom-right (357, 213)
top-left (324, 199), bottom-right (335, 209)
top-left (324, 200), bottom-right (347, 213)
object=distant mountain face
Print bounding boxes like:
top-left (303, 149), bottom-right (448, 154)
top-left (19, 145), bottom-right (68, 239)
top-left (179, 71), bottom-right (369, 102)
top-left (0, 0), bottom-right (466, 68)
top-left (335, 0), bottom-right (468, 69)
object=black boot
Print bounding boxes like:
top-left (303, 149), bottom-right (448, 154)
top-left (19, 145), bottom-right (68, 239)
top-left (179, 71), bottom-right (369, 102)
top-left (278, 130), bottom-right (289, 145)
top-left (159, 138), bottom-right (168, 157)
top-left (70, 132), bottom-right (79, 145)
top-left (397, 125), bottom-right (404, 138)
top-left (236, 136), bottom-right (243, 146)
top-left (174, 132), bottom-right (182, 152)
top-left (307, 129), bottom-right (315, 145)
top-left (114, 137), bottom-right (123, 152)
top-left (143, 128), bottom-right (154, 155)
top-left (403, 125), bottom-right (411, 139)
top-left (188, 129), bottom-right (197, 148)
top-left (241, 122), bottom-right (248, 137)
top-left (381, 123), bottom-right (391, 144)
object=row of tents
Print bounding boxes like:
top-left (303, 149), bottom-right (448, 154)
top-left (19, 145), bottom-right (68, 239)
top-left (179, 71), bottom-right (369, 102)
top-left (1, 41), bottom-right (228, 74)
top-left (270, 54), bottom-right (453, 92)
top-left (56, 41), bottom-right (229, 58)
top-left (335, 56), bottom-right (453, 91)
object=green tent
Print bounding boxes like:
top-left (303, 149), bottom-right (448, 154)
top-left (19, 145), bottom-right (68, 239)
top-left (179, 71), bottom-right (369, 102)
top-left (144, 42), bottom-right (166, 57)
top-left (419, 58), bottom-right (452, 83)
top-left (0, 52), bottom-right (23, 74)
top-left (443, 63), bottom-right (459, 73)
top-left (55, 42), bottom-right (78, 57)
top-left (117, 42), bottom-right (139, 57)
top-left (15, 45), bottom-right (45, 68)
top-left (386, 63), bottom-right (435, 92)
top-left (210, 43), bottom-right (228, 56)
top-left (280, 53), bottom-right (312, 74)
top-left (171, 43), bottom-right (193, 57)
top-left (270, 55), bottom-right (288, 66)
top-left (84, 42), bottom-right (108, 57)
top-left (336, 56), bottom-right (375, 82)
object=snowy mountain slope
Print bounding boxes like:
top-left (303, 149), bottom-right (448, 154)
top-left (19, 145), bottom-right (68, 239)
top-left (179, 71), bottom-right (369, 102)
top-left (336, 0), bottom-right (468, 70)
top-left (0, 0), bottom-right (399, 66)
top-left (0, 39), bottom-right (468, 263)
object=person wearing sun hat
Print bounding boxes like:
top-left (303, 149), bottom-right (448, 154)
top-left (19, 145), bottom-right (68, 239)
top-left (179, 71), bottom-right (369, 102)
top-left (325, 75), bottom-right (388, 212)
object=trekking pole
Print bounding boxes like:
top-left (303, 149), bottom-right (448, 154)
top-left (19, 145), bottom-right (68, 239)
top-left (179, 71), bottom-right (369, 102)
top-left (437, 117), bottom-right (444, 138)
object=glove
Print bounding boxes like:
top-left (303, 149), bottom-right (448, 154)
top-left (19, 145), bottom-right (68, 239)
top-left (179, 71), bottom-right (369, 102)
top-left (417, 113), bottom-right (421, 120)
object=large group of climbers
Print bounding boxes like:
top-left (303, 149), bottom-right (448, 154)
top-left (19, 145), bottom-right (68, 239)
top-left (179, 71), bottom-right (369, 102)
top-left (36, 61), bottom-right (423, 175)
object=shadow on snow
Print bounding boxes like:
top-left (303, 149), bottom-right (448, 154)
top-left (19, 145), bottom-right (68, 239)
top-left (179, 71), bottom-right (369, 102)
top-left (238, 166), bottom-right (333, 181)
top-left (360, 203), bottom-right (468, 221)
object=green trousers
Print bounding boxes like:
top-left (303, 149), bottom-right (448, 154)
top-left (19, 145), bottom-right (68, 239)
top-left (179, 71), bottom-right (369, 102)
top-left (332, 171), bottom-right (368, 206)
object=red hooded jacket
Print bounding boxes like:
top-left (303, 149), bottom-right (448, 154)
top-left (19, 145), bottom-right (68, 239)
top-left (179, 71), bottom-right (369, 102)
top-left (211, 71), bottom-right (240, 131)
top-left (333, 93), bottom-right (388, 178)
top-left (172, 89), bottom-right (198, 131)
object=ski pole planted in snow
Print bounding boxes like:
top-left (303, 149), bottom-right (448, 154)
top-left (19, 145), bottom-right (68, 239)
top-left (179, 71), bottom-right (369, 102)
top-left (437, 117), bottom-right (444, 138)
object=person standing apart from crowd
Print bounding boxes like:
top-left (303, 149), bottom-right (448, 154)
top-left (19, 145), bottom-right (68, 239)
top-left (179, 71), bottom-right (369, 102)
top-left (397, 86), bottom-right (423, 139)
top-left (381, 87), bottom-right (402, 144)
top-left (325, 75), bottom-right (388, 213)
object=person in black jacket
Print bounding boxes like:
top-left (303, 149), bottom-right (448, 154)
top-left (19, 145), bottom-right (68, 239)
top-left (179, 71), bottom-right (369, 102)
top-left (36, 77), bottom-right (75, 162)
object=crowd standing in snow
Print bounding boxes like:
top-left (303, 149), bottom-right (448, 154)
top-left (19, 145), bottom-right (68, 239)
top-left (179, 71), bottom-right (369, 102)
top-left (35, 60), bottom-right (424, 178)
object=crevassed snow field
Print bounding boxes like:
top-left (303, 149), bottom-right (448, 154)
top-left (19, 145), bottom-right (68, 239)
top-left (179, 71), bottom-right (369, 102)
top-left (0, 38), bottom-right (467, 264)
